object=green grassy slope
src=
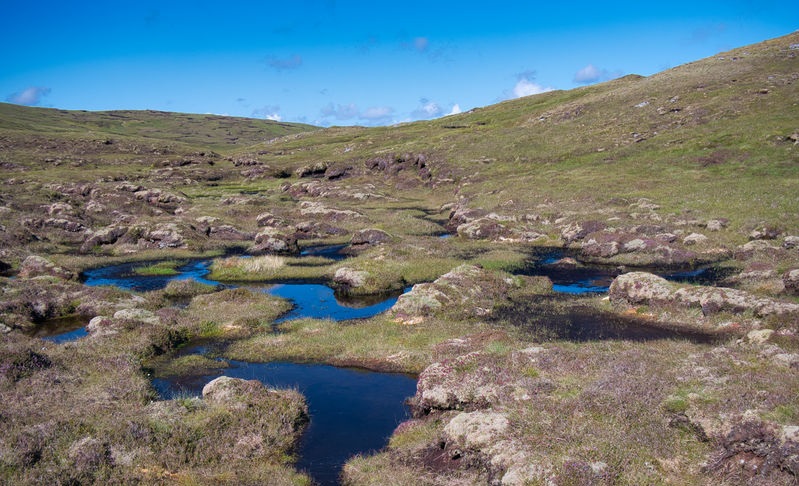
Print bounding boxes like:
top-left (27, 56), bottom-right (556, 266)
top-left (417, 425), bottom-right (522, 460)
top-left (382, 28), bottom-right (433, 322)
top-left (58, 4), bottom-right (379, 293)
top-left (0, 103), bottom-right (317, 151)
top-left (235, 32), bottom-right (799, 234)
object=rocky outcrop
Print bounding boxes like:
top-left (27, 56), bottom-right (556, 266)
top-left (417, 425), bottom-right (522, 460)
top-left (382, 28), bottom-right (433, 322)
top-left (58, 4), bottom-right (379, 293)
top-left (391, 265), bottom-right (530, 321)
top-left (201, 376), bottom-right (308, 429)
top-left (610, 272), bottom-right (799, 318)
top-left (80, 226), bottom-right (128, 253)
top-left (783, 269), bottom-right (799, 296)
top-left (333, 267), bottom-right (369, 289)
top-left (350, 228), bottom-right (392, 247)
top-left (208, 225), bottom-right (254, 241)
top-left (248, 228), bottom-right (299, 255)
top-left (18, 255), bottom-right (73, 280)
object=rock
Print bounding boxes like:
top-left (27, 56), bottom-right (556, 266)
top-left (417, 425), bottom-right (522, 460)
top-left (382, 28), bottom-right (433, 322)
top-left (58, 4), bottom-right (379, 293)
top-left (80, 226), bottom-right (128, 253)
top-left (683, 233), bottom-right (708, 245)
top-left (771, 353), bottom-right (799, 368)
top-left (784, 236), bottom-right (799, 249)
top-left (86, 316), bottom-right (118, 336)
top-left (202, 376), bottom-right (309, 426)
top-left (113, 308), bottom-right (160, 325)
top-left (581, 238), bottom-right (620, 258)
top-left (18, 255), bottom-right (74, 280)
top-left (350, 228), bottom-right (392, 247)
top-left (456, 217), bottom-right (509, 240)
top-left (298, 201), bottom-right (363, 220)
top-left (392, 265), bottom-right (520, 320)
top-left (294, 161), bottom-right (328, 178)
top-left (255, 212), bottom-right (282, 227)
top-left (706, 219), bottom-right (728, 231)
top-left (546, 257), bottom-right (580, 269)
top-left (250, 228), bottom-right (299, 255)
top-left (749, 227), bottom-right (781, 240)
top-left (391, 283), bottom-right (447, 318)
top-left (609, 272), bottom-right (674, 305)
top-left (208, 225), bottom-right (253, 241)
top-left (444, 411), bottom-right (509, 450)
top-left (560, 220), bottom-right (605, 244)
top-left (146, 224), bottom-right (184, 248)
top-left (747, 329), bottom-right (774, 344)
top-left (333, 267), bottom-right (369, 289)
top-left (623, 238), bottom-right (648, 252)
top-left (783, 269), bottom-right (799, 296)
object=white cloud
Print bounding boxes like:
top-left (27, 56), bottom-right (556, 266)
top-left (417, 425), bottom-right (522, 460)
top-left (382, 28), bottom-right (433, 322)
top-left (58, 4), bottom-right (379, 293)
top-left (573, 64), bottom-right (602, 84)
top-left (360, 106), bottom-right (394, 121)
top-left (573, 64), bottom-right (622, 84)
top-left (512, 78), bottom-right (552, 98)
top-left (446, 104), bottom-right (462, 116)
top-left (411, 98), bottom-right (443, 119)
top-left (252, 105), bottom-right (282, 121)
top-left (6, 86), bottom-right (51, 106)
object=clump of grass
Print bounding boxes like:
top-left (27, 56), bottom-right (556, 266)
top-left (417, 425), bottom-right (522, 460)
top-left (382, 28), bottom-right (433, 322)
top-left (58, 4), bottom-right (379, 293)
top-left (133, 260), bottom-right (183, 276)
top-left (208, 255), bottom-right (336, 282)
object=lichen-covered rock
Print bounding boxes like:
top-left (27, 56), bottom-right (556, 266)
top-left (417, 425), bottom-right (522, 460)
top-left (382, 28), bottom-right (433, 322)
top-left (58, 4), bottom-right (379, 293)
top-left (202, 376), bottom-right (308, 426)
top-left (783, 269), bottom-right (799, 296)
top-left (249, 228), bottom-right (298, 255)
top-left (444, 411), bottom-right (509, 450)
top-left (333, 267), bottom-right (369, 289)
top-left (413, 352), bottom-right (503, 412)
top-left (208, 225), bottom-right (253, 241)
top-left (113, 308), bottom-right (160, 325)
top-left (456, 217), bottom-right (509, 240)
top-left (351, 228), bottom-right (392, 247)
top-left (18, 255), bottom-right (73, 280)
top-left (80, 226), bottom-right (128, 253)
top-left (391, 264), bottom-right (521, 320)
top-left (609, 272), bottom-right (674, 305)
top-left (683, 232), bottom-right (708, 245)
top-left (610, 272), bottom-right (799, 318)
top-left (784, 236), bottom-right (799, 249)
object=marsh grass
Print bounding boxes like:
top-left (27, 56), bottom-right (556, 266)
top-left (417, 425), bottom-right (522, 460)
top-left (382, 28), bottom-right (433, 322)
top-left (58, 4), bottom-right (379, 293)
top-left (133, 260), bottom-right (183, 276)
top-left (208, 255), bottom-right (336, 282)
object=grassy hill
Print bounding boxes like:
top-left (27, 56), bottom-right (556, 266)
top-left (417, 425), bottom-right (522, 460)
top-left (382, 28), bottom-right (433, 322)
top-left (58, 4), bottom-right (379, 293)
top-left (0, 102), bottom-right (317, 151)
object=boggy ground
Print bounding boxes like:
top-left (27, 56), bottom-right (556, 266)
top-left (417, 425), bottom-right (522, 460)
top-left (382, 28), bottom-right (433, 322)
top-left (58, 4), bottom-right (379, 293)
top-left (1, 33), bottom-right (798, 484)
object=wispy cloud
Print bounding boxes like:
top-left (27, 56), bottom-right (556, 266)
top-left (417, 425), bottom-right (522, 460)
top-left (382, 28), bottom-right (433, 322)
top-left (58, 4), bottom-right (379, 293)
top-left (319, 102), bottom-right (396, 126)
top-left (573, 64), bottom-right (622, 84)
top-left (252, 105), bottom-right (282, 121)
top-left (320, 102), bottom-right (359, 120)
top-left (266, 54), bottom-right (303, 71)
top-left (6, 86), bottom-right (51, 106)
top-left (360, 106), bottom-right (394, 123)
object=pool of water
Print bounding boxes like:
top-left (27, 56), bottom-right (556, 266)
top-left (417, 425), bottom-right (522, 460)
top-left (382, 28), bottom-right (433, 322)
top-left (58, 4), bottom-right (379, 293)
top-left (27, 315), bottom-right (90, 343)
top-left (152, 358), bottom-right (417, 486)
top-left (520, 250), bottom-right (728, 295)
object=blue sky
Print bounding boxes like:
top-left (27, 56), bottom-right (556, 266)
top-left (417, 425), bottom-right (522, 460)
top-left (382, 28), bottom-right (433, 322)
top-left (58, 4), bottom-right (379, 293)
top-left (1, 1), bottom-right (795, 126)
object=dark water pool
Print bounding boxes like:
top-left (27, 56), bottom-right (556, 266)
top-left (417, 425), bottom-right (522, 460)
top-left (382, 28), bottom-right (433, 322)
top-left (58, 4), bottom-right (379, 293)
top-left (152, 358), bottom-right (417, 486)
top-left (27, 315), bottom-right (89, 343)
top-left (521, 250), bottom-right (729, 295)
